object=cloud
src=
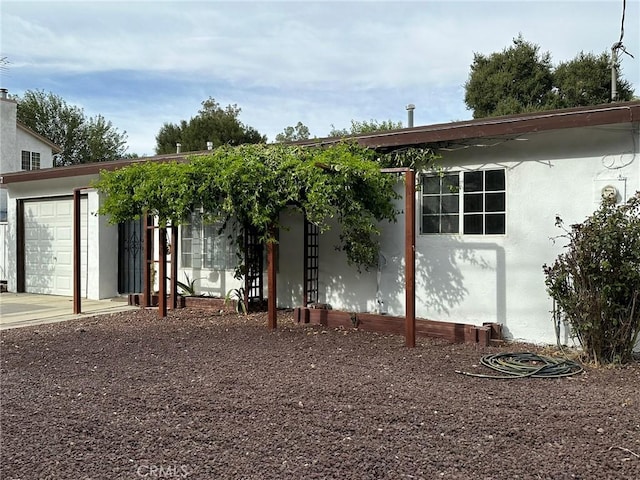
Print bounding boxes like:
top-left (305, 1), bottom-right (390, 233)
top-left (1, 0), bottom-right (638, 155)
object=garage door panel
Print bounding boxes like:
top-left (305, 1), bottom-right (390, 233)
top-left (24, 198), bottom-right (88, 297)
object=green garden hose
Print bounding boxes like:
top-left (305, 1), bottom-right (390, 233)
top-left (456, 352), bottom-right (583, 379)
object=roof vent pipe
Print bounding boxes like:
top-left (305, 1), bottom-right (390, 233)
top-left (176, 143), bottom-right (182, 154)
top-left (0, 88), bottom-right (8, 100)
top-left (406, 104), bottom-right (415, 128)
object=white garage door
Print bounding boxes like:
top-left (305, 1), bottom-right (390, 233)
top-left (24, 198), bottom-right (88, 296)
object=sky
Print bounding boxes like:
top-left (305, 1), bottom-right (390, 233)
top-left (1, 0), bottom-right (639, 157)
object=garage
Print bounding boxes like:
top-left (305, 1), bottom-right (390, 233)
top-left (23, 197), bottom-right (88, 296)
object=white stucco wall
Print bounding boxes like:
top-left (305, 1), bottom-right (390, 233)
top-left (16, 127), bottom-right (55, 170)
top-left (274, 123), bottom-right (639, 346)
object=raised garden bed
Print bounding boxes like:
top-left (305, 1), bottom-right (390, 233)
top-left (294, 306), bottom-right (502, 346)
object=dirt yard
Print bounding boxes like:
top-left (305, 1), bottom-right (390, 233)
top-left (1, 308), bottom-right (639, 479)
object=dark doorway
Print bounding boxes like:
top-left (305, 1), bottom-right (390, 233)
top-left (118, 218), bottom-right (144, 294)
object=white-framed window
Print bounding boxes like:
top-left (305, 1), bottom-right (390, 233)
top-left (421, 169), bottom-right (506, 235)
top-left (21, 151), bottom-right (41, 171)
top-left (181, 212), bottom-right (238, 270)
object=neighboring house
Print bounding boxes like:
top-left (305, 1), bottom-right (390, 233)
top-left (1, 101), bottom-right (639, 346)
top-left (0, 88), bottom-right (60, 285)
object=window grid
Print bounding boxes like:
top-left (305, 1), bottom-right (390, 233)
top-left (21, 151), bottom-right (31, 170)
top-left (31, 152), bottom-right (41, 170)
top-left (421, 173), bottom-right (459, 234)
top-left (421, 169), bottom-right (506, 235)
top-left (181, 213), bottom-right (237, 270)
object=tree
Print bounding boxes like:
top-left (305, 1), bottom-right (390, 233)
top-left (464, 36), bottom-right (635, 118)
top-left (543, 192), bottom-right (640, 364)
top-left (464, 35), bottom-right (554, 118)
top-left (16, 90), bottom-right (128, 166)
top-left (553, 51), bottom-right (634, 108)
top-left (328, 119), bottom-right (403, 137)
top-left (275, 121), bottom-right (311, 142)
top-left (155, 97), bottom-right (266, 154)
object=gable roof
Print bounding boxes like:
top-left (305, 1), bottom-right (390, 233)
top-left (2, 100), bottom-right (639, 186)
top-left (16, 122), bottom-right (62, 153)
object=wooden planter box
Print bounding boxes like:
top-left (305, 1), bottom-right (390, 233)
top-left (293, 306), bottom-right (503, 346)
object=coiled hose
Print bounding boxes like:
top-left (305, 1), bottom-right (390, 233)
top-left (456, 352), bottom-right (583, 379)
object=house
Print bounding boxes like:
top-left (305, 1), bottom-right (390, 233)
top-left (0, 88), bottom-right (60, 286)
top-left (1, 101), bottom-right (639, 346)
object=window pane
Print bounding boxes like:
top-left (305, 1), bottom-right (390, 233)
top-left (441, 195), bottom-right (459, 214)
top-left (181, 239), bottom-right (192, 267)
top-left (422, 215), bottom-right (439, 234)
top-left (423, 176), bottom-right (440, 194)
top-left (486, 214), bottom-right (506, 234)
top-left (485, 170), bottom-right (505, 191)
top-left (464, 193), bottom-right (483, 213)
top-left (486, 193), bottom-right (505, 212)
top-left (463, 171), bottom-right (482, 192)
top-left (423, 196), bottom-right (440, 215)
top-left (441, 215), bottom-right (459, 234)
top-left (21, 151), bottom-right (30, 170)
top-left (442, 174), bottom-right (459, 193)
top-left (463, 214), bottom-right (483, 234)
top-left (31, 153), bottom-right (41, 170)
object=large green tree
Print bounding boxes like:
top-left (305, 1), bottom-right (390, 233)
top-left (464, 35), bottom-right (554, 118)
top-left (464, 36), bottom-right (635, 118)
top-left (328, 119), bottom-right (403, 137)
top-left (275, 121), bottom-right (311, 142)
top-left (553, 51), bottom-right (634, 108)
top-left (16, 90), bottom-right (128, 166)
top-left (155, 97), bottom-right (266, 154)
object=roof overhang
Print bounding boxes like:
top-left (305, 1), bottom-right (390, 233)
top-left (3, 100), bottom-right (639, 186)
top-left (296, 101), bottom-right (640, 151)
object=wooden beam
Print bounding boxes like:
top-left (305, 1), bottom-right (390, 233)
top-left (267, 227), bottom-right (277, 329)
top-left (16, 200), bottom-right (25, 293)
top-left (73, 189), bottom-right (82, 314)
top-left (143, 214), bottom-right (153, 307)
top-left (405, 170), bottom-right (416, 347)
top-left (170, 225), bottom-right (178, 309)
top-left (158, 225), bottom-right (167, 318)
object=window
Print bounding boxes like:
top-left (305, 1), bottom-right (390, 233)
top-left (181, 212), bottom-right (237, 269)
top-left (421, 169), bottom-right (506, 235)
top-left (21, 151), bottom-right (41, 171)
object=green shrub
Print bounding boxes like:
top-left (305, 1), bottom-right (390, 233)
top-left (543, 192), bottom-right (640, 364)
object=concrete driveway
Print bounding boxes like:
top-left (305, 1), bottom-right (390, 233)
top-left (0, 293), bottom-right (139, 330)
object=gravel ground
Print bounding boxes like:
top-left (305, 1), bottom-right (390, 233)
top-left (1, 308), bottom-right (639, 480)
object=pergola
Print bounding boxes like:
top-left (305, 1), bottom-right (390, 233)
top-left (71, 169), bottom-right (417, 347)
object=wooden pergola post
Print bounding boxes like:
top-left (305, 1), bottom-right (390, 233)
top-left (169, 225), bottom-right (178, 310)
top-left (73, 188), bottom-right (83, 314)
top-left (158, 224), bottom-right (167, 318)
top-left (404, 169), bottom-right (416, 348)
top-left (267, 226), bottom-right (277, 329)
top-left (142, 213), bottom-right (154, 307)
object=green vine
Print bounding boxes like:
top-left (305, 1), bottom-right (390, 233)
top-left (94, 142), bottom-right (436, 270)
